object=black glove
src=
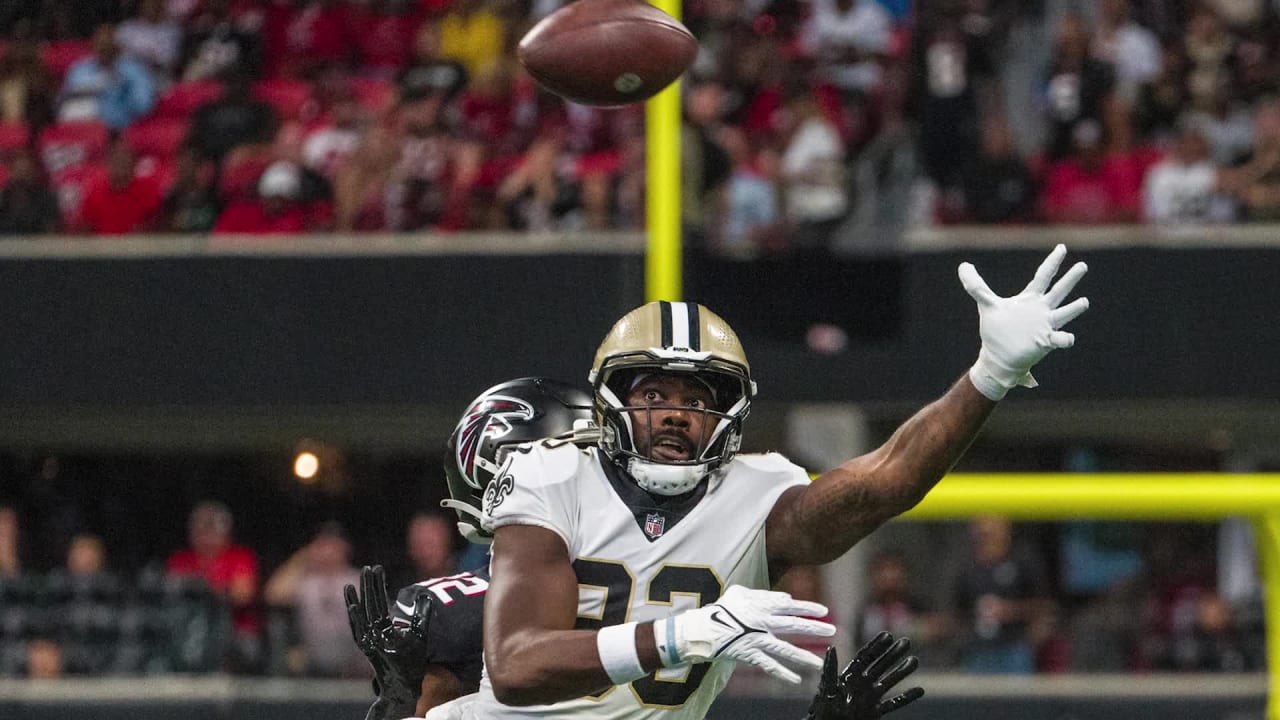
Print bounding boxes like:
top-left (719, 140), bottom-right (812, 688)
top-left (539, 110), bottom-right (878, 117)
top-left (346, 564), bottom-right (434, 720)
top-left (804, 632), bottom-right (924, 720)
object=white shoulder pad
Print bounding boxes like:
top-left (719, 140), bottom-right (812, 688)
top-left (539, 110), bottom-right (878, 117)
top-left (730, 452), bottom-right (812, 480)
top-left (481, 440), bottom-right (587, 551)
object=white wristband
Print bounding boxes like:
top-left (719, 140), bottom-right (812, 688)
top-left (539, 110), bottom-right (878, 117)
top-left (596, 622), bottom-right (646, 684)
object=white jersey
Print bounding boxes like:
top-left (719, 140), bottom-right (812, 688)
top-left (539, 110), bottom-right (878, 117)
top-left (473, 443), bottom-right (809, 720)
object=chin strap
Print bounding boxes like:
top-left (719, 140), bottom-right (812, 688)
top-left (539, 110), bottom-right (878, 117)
top-left (439, 499), bottom-right (493, 544)
top-left (626, 457), bottom-right (710, 496)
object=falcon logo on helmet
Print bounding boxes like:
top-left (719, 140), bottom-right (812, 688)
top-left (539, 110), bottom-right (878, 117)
top-left (442, 378), bottom-right (595, 543)
top-left (454, 396), bottom-right (536, 488)
top-left (589, 301), bottom-right (755, 496)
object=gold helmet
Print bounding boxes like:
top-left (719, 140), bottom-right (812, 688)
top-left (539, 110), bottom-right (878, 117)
top-left (588, 301), bottom-right (756, 495)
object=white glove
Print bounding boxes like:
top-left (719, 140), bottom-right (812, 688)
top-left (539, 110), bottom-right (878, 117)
top-left (656, 585), bottom-right (834, 684)
top-left (959, 244), bottom-right (1090, 401)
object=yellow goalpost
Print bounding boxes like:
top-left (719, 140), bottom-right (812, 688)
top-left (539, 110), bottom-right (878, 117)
top-left (906, 473), bottom-right (1280, 718)
top-left (644, 0), bottom-right (684, 303)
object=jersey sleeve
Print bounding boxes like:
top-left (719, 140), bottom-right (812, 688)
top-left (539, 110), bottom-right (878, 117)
top-left (390, 568), bottom-right (489, 693)
top-left (480, 442), bottom-right (581, 552)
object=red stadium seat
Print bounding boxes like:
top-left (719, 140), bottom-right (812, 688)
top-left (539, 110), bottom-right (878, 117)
top-left (155, 79), bottom-right (225, 119)
top-left (253, 78), bottom-right (317, 122)
top-left (0, 123), bottom-right (30, 155)
top-left (39, 121), bottom-right (110, 178)
top-left (41, 40), bottom-right (94, 81)
top-left (351, 77), bottom-right (396, 115)
top-left (125, 117), bottom-right (189, 161)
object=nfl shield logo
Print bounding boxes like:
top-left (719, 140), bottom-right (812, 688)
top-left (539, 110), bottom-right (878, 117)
top-left (644, 512), bottom-right (666, 539)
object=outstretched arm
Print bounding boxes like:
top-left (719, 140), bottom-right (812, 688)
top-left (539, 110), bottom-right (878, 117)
top-left (767, 245), bottom-right (1090, 571)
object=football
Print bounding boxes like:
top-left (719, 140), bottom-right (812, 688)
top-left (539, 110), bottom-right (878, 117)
top-left (517, 0), bottom-right (698, 107)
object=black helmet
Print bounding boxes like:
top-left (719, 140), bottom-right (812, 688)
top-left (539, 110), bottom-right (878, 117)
top-left (441, 377), bottom-right (594, 542)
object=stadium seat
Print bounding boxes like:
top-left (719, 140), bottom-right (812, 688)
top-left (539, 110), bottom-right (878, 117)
top-left (38, 121), bottom-right (110, 178)
top-left (41, 40), bottom-right (93, 81)
top-left (125, 117), bottom-right (189, 161)
top-left (154, 79), bottom-right (225, 119)
top-left (0, 122), bottom-right (30, 156)
top-left (253, 78), bottom-right (317, 122)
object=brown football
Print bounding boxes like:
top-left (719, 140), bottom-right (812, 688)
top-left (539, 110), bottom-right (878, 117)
top-left (517, 0), bottom-right (698, 107)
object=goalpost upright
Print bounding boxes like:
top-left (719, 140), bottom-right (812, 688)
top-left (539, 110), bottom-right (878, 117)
top-left (644, 0), bottom-right (684, 303)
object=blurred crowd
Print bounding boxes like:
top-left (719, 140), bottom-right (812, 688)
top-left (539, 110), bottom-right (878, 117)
top-left (0, 492), bottom-right (1265, 679)
top-left (0, 498), bottom-right (488, 677)
top-left (0, 0), bottom-right (1278, 251)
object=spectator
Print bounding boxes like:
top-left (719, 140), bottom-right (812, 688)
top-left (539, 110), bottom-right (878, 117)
top-left (438, 0), bottom-right (505, 78)
top-left (0, 149), bottom-right (62, 235)
top-left (1169, 591), bottom-right (1260, 672)
top-left (25, 638), bottom-right (63, 679)
top-left (116, 0), bottom-right (183, 83)
top-left (179, 0), bottom-right (264, 82)
top-left (1133, 42), bottom-right (1191, 144)
top-left (1091, 0), bottom-right (1161, 101)
top-left (682, 79), bottom-right (733, 242)
top-left (950, 515), bottom-right (1051, 674)
top-left (779, 90), bottom-right (847, 249)
top-left (1224, 99), bottom-right (1280, 221)
top-left (908, 0), bottom-right (996, 190)
top-left (398, 20), bottom-right (469, 107)
top-left (264, 522), bottom-right (364, 677)
top-left (187, 72), bottom-right (278, 162)
top-left (395, 511), bottom-right (457, 590)
top-left (214, 160), bottom-right (312, 234)
top-left (334, 125), bottom-right (398, 231)
top-left (1186, 78), bottom-right (1255, 166)
top-left (166, 500), bottom-right (261, 671)
top-left (79, 139), bottom-right (164, 234)
top-left (1043, 13), bottom-right (1115, 160)
top-left (1042, 119), bottom-right (1131, 224)
top-left (161, 147), bottom-right (221, 232)
top-left (1144, 117), bottom-right (1233, 224)
top-left (303, 89), bottom-right (369, 182)
top-left (58, 24), bottom-right (156, 131)
top-left (1183, 5), bottom-right (1232, 111)
top-left (0, 36), bottom-right (56, 129)
top-left (856, 551), bottom-right (943, 649)
top-left (0, 506), bottom-right (19, 576)
top-left (800, 0), bottom-right (894, 95)
top-left (714, 128), bottom-right (782, 258)
top-left (961, 115), bottom-right (1038, 223)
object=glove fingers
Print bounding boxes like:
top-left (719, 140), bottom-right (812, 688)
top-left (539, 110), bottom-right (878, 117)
top-left (1023, 243), bottom-right (1067, 295)
top-left (371, 565), bottom-right (391, 621)
top-left (957, 262), bottom-right (998, 307)
top-left (1045, 260), bottom-right (1088, 307)
top-left (345, 584), bottom-right (367, 644)
top-left (1049, 297), bottom-right (1089, 328)
top-left (1048, 330), bottom-right (1075, 349)
top-left (764, 616), bottom-right (836, 638)
top-left (873, 654), bottom-right (919, 694)
top-left (817, 646), bottom-right (840, 697)
top-left (843, 631), bottom-right (895, 681)
top-left (740, 647), bottom-right (803, 684)
top-left (755, 635), bottom-right (826, 672)
top-left (876, 686), bottom-right (925, 715)
top-left (864, 637), bottom-right (911, 679)
top-left (776, 598), bottom-right (830, 618)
